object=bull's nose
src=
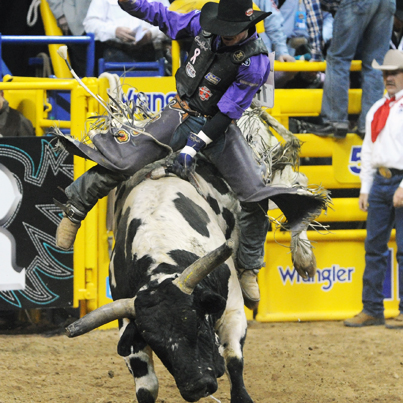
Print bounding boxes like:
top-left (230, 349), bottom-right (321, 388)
top-left (180, 376), bottom-right (218, 402)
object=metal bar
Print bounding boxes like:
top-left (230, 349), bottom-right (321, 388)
top-left (269, 197), bottom-right (366, 223)
top-left (39, 119), bottom-right (71, 129)
top-left (273, 60), bottom-right (362, 72)
top-left (171, 40), bottom-right (180, 76)
top-left (85, 33), bottom-right (95, 77)
top-left (103, 61), bottom-right (162, 70)
top-left (1, 35), bottom-right (93, 45)
top-left (0, 81), bottom-right (76, 90)
top-left (0, 34), bottom-right (95, 78)
top-left (0, 33), bottom-right (2, 78)
top-left (299, 165), bottom-right (360, 189)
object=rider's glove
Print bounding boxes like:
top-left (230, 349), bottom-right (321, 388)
top-left (172, 131), bottom-right (212, 179)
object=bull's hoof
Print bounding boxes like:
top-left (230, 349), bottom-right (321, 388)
top-left (136, 388), bottom-right (157, 403)
top-left (231, 387), bottom-right (254, 403)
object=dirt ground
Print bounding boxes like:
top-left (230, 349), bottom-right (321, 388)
top-left (0, 319), bottom-right (402, 403)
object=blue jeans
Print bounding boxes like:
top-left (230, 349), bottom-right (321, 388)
top-left (362, 172), bottom-right (403, 318)
top-left (321, 0), bottom-right (395, 133)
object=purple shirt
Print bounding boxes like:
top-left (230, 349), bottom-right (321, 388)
top-left (119, 0), bottom-right (270, 120)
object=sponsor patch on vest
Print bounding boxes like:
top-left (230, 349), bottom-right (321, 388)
top-left (195, 36), bottom-right (208, 51)
top-left (239, 79), bottom-right (259, 87)
top-left (205, 72), bottom-right (221, 85)
top-left (199, 86), bottom-right (212, 101)
top-left (186, 62), bottom-right (196, 78)
top-left (233, 50), bottom-right (246, 62)
top-left (242, 58), bottom-right (251, 67)
top-left (245, 8), bottom-right (253, 16)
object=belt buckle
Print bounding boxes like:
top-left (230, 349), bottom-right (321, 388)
top-left (379, 167), bottom-right (392, 179)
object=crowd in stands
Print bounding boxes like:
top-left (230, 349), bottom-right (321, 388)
top-left (1, 0), bottom-right (399, 103)
top-left (0, 0), bottom-right (400, 150)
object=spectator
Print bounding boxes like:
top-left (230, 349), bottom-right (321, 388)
top-left (253, 0), bottom-right (298, 87)
top-left (254, 0), bottom-right (295, 62)
top-left (280, 0), bottom-right (333, 59)
top-left (306, 0), bottom-right (395, 139)
top-left (276, 0), bottom-right (334, 89)
top-left (391, 0), bottom-right (403, 50)
top-left (47, 0), bottom-right (92, 77)
top-left (83, 0), bottom-right (170, 66)
top-left (283, 0), bottom-right (326, 63)
top-left (254, 0), bottom-right (331, 88)
top-left (0, 91), bottom-right (35, 137)
top-left (344, 50), bottom-right (403, 329)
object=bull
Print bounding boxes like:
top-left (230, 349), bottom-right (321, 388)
top-left (66, 153), bottom-right (256, 402)
top-left (65, 139), bottom-right (323, 403)
top-left (58, 68), bottom-right (326, 401)
top-left (47, 39), bottom-right (329, 399)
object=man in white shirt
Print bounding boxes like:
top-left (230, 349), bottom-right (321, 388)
top-left (83, 0), bottom-right (169, 64)
top-left (344, 49), bottom-right (403, 329)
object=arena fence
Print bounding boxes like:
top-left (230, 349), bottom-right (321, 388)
top-left (0, 59), bottom-right (399, 324)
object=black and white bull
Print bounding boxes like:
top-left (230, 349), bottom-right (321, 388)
top-left (66, 157), bottom-right (256, 403)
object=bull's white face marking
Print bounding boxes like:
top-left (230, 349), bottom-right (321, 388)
top-left (124, 346), bottom-right (158, 401)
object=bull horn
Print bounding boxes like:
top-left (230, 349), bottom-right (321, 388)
top-left (66, 297), bottom-right (136, 338)
top-left (173, 239), bottom-right (234, 295)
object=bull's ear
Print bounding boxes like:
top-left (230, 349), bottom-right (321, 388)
top-left (199, 289), bottom-right (226, 315)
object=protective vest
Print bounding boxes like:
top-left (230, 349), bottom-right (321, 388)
top-left (175, 31), bottom-right (268, 117)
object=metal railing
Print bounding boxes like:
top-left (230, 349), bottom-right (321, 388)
top-left (0, 34), bottom-right (95, 78)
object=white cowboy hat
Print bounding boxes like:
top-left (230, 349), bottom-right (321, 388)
top-left (372, 50), bottom-right (403, 71)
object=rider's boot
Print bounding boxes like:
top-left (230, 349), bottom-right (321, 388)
top-left (54, 200), bottom-right (86, 251)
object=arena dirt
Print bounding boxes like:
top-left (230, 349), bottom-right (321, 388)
top-left (0, 320), bottom-right (402, 403)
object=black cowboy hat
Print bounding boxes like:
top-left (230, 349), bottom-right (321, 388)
top-left (200, 0), bottom-right (272, 37)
